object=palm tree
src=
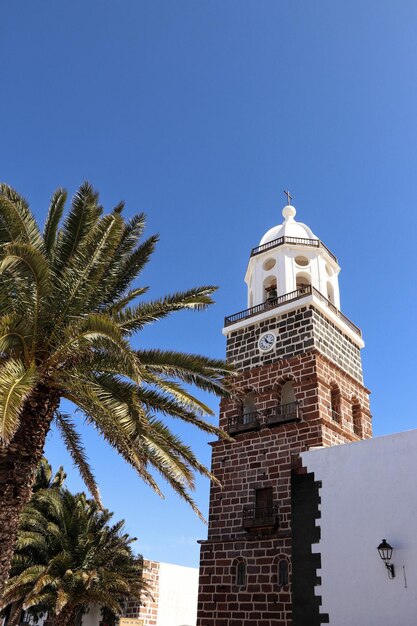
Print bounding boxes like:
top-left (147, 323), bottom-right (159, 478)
top-left (0, 182), bottom-right (234, 593)
top-left (1, 460), bottom-right (68, 625)
top-left (1, 478), bottom-right (148, 626)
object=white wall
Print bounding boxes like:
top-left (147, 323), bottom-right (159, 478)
top-left (156, 562), bottom-right (198, 626)
top-left (82, 605), bottom-right (102, 626)
top-left (301, 429), bottom-right (417, 626)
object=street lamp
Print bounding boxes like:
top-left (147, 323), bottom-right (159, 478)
top-left (377, 539), bottom-right (395, 579)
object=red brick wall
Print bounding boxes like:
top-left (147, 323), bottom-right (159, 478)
top-left (124, 559), bottom-right (159, 625)
top-left (197, 348), bottom-right (371, 626)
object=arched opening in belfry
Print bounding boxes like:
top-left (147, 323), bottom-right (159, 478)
top-left (249, 290), bottom-right (253, 308)
top-left (352, 398), bottom-right (362, 437)
top-left (263, 276), bottom-right (277, 303)
top-left (280, 380), bottom-right (298, 419)
top-left (327, 281), bottom-right (335, 304)
top-left (296, 272), bottom-right (310, 293)
top-left (242, 391), bottom-right (257, 424)
top-left (281, 381), bottom-right (296, 406)
top-left (330, 383), bottom-right (341, 423)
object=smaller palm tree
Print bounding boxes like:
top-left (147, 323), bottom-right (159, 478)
top-left (1, 468), bottom-right (147, 626)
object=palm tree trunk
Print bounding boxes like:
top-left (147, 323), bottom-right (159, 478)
top-left (54, 605), bottom-right (78, 626)
top-left (6, 602), bottom-right (24, 626)
top-left (0, 385), bottom-right (59, 597)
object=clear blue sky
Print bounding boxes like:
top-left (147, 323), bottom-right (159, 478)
top-left (1, 0), bottom-right (417, 567)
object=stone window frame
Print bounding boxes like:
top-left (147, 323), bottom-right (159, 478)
top-left (241, 387), bottom-right (258, 420)
top-left (329, 381), bottom-right (342, 424)
top-left (351, 396), bottom-right (363, 437)
top-left (233, 557), bottom-right (247, 588)
top-left (273, 554), bottom-right (291, 589)
top-left (264, 376), bottom-right (301, 414)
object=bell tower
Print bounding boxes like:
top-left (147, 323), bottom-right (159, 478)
top-left (197, 199), bottom-right (372, 626)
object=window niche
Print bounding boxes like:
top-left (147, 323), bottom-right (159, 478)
top-left (235, 560), bottom-right (247, 587)
top-left (330, 383), bottom-right (341, 423)
top-left (296, 272), bottom-right (311, 293)
top-left (266, 380), bottom-right (300, 426)
top-left (352, 398), bottom-right (362, 437)
top-left (263, 275), bottom-right (277, 303)
top-left (278, 559), bottom-right (289, 587)
top-left (228, 390), bottom-right (260, 435)
top-left (242, 391), bottom-right (257, 424)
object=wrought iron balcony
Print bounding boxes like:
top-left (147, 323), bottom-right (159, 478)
top-left (224, 285), bottom-right (361, 337)
top-left (242, 503), bottom-right (279, 530)
top-left (225, 286), bottom-right (312, 326)
top-left (265, 401), bottom-right (301, 426)
top-left (227, 412), bottom-right (260, 435)
top-left (250, 234), bottom-right (337, 263)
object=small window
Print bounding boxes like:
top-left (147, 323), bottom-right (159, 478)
top-left (330, 383), bottom-right (341, 423)
top-left (278, 560), bottom-right (289, 587)
top-left (352, 399), bottom-right (362, 437)
top-left (236, 561), bottom-right (246, 586)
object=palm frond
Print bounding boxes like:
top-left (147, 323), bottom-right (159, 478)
top-left (138, 348), bottom-right (235, 396)
top-left (0, 314), bottom-right (32, 363)
top-left (102, 233), bottom-right (158, 305)
top-left (53, 182), bottom-right (102, 273)
top-left (47, 314), bottom-right (140, 381)
top-left (54, 412), bottom-right (102, 507)
top-left (0, 359), bottom-right (38, 443)
top-left (54, 212), bottom-right (124, 318)
top-left (114, 286), bottom-right (217, 334)
top-left (0, 184), bottom-right (43, 249)
top-left (104, 287), bottom-right (149, 314)
top-left (61, 379), bottom-right (163, 497)
top-left (0, 242), bottom-right (52, 300)
top-left (135, 386), bottom-right (224, 437)
top-left (43, 188), bottom-right (67, 254)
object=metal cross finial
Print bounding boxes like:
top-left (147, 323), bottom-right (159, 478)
top-left (284, 190), bottom-right (293, 205)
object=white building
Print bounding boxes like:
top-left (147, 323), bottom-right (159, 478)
top-left (300, 429), bottom-right (417, 626)
top-left (2, 560), bottom-right (198, 626)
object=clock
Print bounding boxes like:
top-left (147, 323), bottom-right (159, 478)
top-left (258, 332), bottom-right (276, 352)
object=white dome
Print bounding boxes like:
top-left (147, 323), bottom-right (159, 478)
top-left (259, 205), bottom-right (317, 246)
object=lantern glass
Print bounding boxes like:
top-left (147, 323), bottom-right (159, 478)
top-left (377, 539), bottom-right (393, 562)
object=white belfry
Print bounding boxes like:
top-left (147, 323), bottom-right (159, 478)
top-left (245, 203), bottom-right (341, 310)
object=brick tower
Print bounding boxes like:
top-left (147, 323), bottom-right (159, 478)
top-left (196, 200), bottom-right (372, 626)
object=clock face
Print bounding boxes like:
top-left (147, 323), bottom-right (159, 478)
top-left (258, 332), bottom-right (276, 352)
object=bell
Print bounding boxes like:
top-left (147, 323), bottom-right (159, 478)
top-left (267, 287), bottom-right (277, 302)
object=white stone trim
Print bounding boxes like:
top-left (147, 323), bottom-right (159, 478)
top-left (223, 293), bottom-right (364, 349)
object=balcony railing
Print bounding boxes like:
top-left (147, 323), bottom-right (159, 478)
top-left (251, 235), bottom-right (338, 263)
top-left (224, 285), bottom-right (362, 337)
top-left (311, 288), bottom-right (361, 335)
top-left (225, 286), bottom-right (312, 326)
top-left (265, 401), bottom-right (300, 425)
top-left (242, 503), bottom-right (279, 530)
top-left (227, 403), bottom-right (301, 435)
top-left (227, 412), bottom-right (260, 435)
